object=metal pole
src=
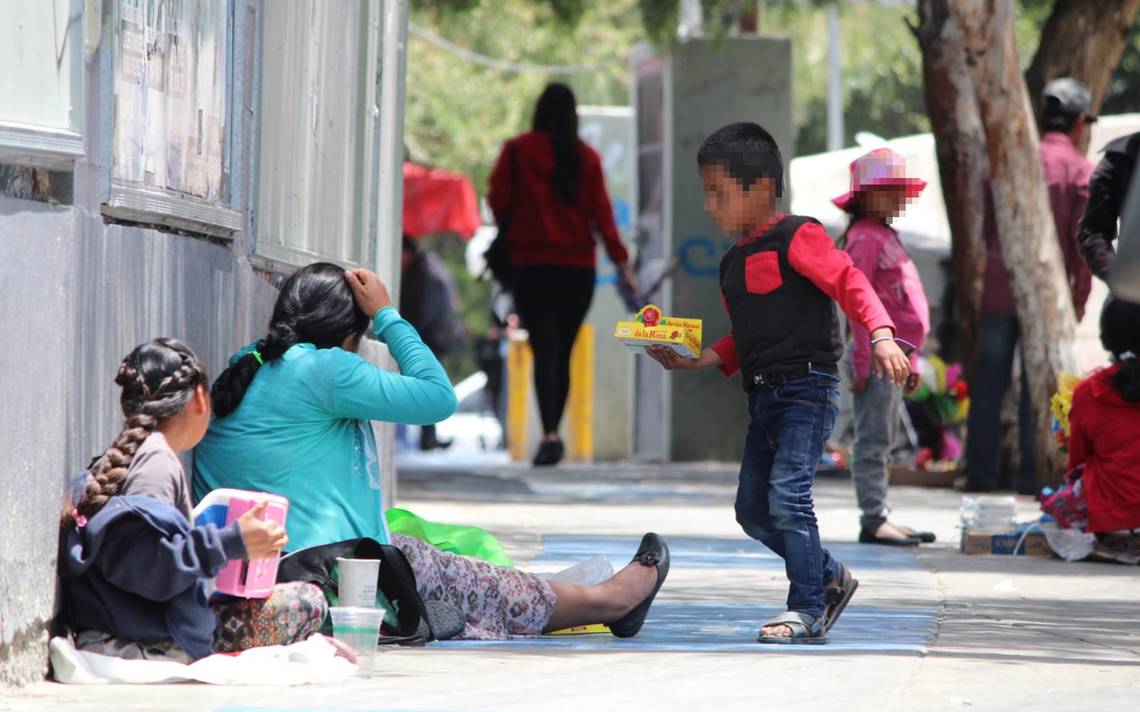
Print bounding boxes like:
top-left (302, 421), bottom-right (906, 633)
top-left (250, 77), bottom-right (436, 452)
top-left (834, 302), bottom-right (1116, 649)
top-left (377, 0), bottom-right (408, 291)
top-left (827, 5), bottom-right (844, 151)
top-left (376, 0), bottom-right (409, 509)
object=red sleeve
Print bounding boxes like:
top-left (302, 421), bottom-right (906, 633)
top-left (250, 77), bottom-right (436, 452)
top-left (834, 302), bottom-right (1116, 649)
top-left (586, 152), bottom-right (629, 265)
top-left (787, 221), bottom-right (895, 335)
top-left (710, 292), bottom-right (739, 377)
top-left (487, 140), bottom-right (514, 224)
top-left (1066, 382), bottom-right (1093, 471)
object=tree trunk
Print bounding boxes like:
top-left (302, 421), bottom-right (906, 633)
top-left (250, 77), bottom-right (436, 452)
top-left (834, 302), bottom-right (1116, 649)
top-left (952, 0), bottom-right (1080, 487)
top-left (911, 1), bottom-right (988, 380)
top-left (1025, 0), bottom-right (1140, 138)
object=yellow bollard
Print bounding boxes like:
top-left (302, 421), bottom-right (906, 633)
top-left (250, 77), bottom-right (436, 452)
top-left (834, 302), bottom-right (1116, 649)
top-left (567, 324), bottom-right (595, 463)
top-left (506, 334), bottom-right (533, 462)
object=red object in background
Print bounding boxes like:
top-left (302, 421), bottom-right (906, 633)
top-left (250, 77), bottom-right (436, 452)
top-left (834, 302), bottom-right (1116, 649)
top-left (403, 162), bottom-right (480, 239)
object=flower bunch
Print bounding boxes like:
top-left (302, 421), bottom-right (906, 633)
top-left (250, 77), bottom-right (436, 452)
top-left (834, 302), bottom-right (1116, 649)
top-left (1050, 373), bottom-right (1081, 452)
top-left (906, 355), bottom-right (970, 426)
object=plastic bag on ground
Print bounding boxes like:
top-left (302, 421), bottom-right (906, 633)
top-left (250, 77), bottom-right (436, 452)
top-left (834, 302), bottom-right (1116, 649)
top-left (1041, 521), bottom-right (1095, 561)
top-left (386, 507), bottom-right (514, 567)
top-left (538, 555), bottom-right (615, 585)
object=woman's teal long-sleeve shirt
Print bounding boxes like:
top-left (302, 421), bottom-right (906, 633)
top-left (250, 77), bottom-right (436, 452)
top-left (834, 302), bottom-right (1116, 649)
top-left (193, 308), bottom-right (457, 551)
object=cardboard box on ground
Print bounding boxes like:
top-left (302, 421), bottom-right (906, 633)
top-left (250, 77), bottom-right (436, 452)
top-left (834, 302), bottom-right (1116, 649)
top-left (959, 530), bottom-right (1051, 556)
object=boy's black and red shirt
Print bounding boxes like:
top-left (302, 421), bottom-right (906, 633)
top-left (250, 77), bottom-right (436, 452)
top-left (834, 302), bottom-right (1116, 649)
top-left (711, 214), bottom-right (894, 390)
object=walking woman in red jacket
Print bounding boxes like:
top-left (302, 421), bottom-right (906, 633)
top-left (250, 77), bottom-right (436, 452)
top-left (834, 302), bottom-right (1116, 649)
top-left (488, 83), bottom-right (636, 466)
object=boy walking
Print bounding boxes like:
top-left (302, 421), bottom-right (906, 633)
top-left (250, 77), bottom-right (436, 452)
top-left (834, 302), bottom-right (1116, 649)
top-left (647, 123), bottom-right (910, 644)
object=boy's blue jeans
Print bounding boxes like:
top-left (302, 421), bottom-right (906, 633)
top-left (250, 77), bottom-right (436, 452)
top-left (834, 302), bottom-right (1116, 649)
top-left (736, 370), bottom-right (842, 619)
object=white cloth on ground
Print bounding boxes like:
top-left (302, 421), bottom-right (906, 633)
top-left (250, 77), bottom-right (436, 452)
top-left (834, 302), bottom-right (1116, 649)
top-left (50, 634), bottom-right (356, 685)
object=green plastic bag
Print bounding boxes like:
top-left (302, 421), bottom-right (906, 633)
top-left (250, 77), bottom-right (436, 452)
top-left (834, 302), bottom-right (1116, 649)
top-left (386, 508), bottom-right (514, 568)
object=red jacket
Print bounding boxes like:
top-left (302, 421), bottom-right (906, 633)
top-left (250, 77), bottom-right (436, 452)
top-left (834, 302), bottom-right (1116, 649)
top-left (1068, 365), bottom-right (1140, 533)
top-left (488, 131), bottom-right (629, 269)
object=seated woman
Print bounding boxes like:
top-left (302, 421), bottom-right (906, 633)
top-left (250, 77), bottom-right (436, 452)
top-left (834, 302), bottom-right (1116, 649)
top-left (1065, 297), bottom-right (1140, 544)
top-left (194, 262), bottom-right (667, 639)
top-left (58, 339), bottom-right (326, 662)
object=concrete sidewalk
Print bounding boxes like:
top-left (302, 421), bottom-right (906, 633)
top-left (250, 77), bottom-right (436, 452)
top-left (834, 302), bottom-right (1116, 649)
top-left (5, 461), bottom-right (1138, 711)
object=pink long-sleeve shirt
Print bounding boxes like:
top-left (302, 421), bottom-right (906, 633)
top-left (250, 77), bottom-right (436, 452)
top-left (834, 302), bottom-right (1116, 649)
top-left (843, 219), bottom-right (930, 378)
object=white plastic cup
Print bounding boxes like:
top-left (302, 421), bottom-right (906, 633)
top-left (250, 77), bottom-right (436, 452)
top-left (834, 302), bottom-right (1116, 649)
top-left (336, 557), bottom-right (381, 608)
top-left (330, 606), bottom-right (385, 676)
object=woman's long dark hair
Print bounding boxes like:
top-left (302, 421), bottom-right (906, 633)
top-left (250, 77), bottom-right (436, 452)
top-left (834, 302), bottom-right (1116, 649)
top-left (211, 262), bottom-right (370, 418)
top-left (62, 339), bottom-right (208, 527)
top-left (1100, 296), bottom-right (1140, 403)
top-left (532, 82), bottom-right (581, 204)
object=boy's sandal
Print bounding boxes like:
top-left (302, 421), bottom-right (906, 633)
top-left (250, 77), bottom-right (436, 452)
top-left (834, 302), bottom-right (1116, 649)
top-left (822, 563), bottom-right (859, 633)
top-left (609, 533), bottom-right (670, 638)
top-left (900, 526), bottom-right (937, 543)
top-left (757, 611), bottom-right (828, 645)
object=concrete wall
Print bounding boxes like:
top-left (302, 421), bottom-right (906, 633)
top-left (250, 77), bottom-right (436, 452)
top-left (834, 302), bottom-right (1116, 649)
top-left (666, 37), bottom-right (794, 462)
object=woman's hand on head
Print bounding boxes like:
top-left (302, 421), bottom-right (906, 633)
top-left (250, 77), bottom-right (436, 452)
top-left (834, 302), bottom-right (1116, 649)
top-left (237, 501), bottom-right (288, 559)
top-left (345, 268), bottom-right (392, 317)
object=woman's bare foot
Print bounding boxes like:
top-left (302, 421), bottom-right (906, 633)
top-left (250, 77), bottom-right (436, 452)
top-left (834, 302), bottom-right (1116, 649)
top-left (875, 521), bottom-right (913, 542)
top-left (542, 557), bottom-right (660, 631)
top-left (599, 560), bottom-right (659, 620)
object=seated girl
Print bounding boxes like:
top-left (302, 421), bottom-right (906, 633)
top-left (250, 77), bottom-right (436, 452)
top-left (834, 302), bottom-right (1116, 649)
top-left (58, 339), bottom-right (327, 662)
top-left (1064, 297), bottom-right (1140, 542)
top-left (194, 263), bottom-right (667, 640)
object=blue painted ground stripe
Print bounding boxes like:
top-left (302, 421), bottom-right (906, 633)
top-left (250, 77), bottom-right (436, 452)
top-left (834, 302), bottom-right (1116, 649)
top-left (533, 534), bottom-right (925, 574)
top-left (431, 601), bottom-right (935, 653)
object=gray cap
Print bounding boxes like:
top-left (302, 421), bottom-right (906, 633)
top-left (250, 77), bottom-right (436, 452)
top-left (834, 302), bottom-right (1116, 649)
top-left (1043, 77), bottom-right (1094, 119)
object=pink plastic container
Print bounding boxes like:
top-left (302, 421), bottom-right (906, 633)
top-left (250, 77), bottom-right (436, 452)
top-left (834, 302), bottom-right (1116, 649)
top-left (192, 488), bottom-right (289, 599)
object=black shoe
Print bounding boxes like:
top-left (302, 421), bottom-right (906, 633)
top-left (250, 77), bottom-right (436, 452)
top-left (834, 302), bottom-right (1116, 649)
top-left (859, 527), bottom-right (919, 547)
top-left (899, 526), bottom-right (937, 544)
top-left (609, 533), bottom-right (670, 638)
top-left (532, 439), bottom-right (564, 467)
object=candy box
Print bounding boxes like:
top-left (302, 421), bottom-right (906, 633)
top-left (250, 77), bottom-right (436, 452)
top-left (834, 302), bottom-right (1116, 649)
top-left (614, 305), bottom-right (703, 359)
top-left (192, 488), bottom-right (289, 598)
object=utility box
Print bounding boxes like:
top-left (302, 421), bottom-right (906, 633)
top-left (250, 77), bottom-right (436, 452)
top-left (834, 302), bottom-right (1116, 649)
top-left (631, 37), bottom-right (794, 462)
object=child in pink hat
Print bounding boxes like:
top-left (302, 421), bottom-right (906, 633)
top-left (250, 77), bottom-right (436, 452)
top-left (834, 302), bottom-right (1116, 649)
top-left (834, 147), bottom-right (934, 547)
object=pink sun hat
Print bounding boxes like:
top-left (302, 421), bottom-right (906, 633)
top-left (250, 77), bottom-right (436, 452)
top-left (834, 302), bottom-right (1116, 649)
top-left (832, 147), bottom-right (927, 212)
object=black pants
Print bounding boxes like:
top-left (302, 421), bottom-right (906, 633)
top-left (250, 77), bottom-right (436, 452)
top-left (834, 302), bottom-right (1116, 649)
top-left (512, 266), bottom-right (595, 435)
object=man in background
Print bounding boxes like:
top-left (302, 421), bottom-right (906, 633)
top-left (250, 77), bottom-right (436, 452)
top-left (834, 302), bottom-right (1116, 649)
top-left (966, 78), bottom-right (1096, 493)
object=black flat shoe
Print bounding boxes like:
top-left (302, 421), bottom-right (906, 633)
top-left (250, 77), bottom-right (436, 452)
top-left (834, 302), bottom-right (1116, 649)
top-left (859, 527), bottom-right (919, 547)
top-left (609, 533), bottom-right (670, 638)
top-left (532, 439), bottom-right (564, 467)
top-left (899, 526), bottom-right (936, 544)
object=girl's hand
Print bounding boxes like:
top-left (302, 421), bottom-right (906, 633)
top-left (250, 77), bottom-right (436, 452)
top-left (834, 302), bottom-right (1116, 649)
top-left (851, 375), bottom-right (870, 395)
top-left (237, 501), bottom-right (288, 560)
top-left (345, 269), bottom-right (392, 317)
top-left (870, 330), bottom-right (910, 387)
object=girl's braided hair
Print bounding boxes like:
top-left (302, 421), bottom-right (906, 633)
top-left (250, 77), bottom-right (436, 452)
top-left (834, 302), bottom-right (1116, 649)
top-left (62, 338), bottom-right (208, 527)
